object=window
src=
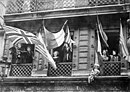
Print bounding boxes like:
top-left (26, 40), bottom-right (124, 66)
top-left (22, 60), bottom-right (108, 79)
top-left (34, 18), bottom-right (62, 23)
top-left (9, 43), bottom-right (35, 64)
top-left (52, 32), bottom-right (74, 63)
top-left (101, 29), bottom-right (120, 62)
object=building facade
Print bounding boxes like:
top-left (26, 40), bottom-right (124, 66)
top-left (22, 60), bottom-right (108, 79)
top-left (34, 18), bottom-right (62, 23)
top-left (0, 0), bottom-right (130, 91)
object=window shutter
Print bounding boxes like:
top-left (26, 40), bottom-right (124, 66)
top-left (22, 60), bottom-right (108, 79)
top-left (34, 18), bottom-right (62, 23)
top-left (31, 50), bottom-right (48, 76)
top-left (72, 28), bottom-right (95, 76)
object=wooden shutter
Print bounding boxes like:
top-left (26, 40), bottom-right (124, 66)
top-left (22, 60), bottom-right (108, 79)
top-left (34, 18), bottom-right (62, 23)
top-left (3, 38), bottom-right (12, 62)
top-left (72, 28), bottom-right (95, 76)
top-left (31, 50), bottom-right (48, 76)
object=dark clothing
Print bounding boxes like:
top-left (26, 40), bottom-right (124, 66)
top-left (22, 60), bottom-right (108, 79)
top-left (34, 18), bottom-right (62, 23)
top-left (26, 51), bottom-right (34, 63)
top-left (16, 47), bottom-right (26, 64)
top-left (53, 56), bottom-right (60, 63)
top-left (63, 48), bottom-right (72, 62)
top-left (9, 46), bottom-right (17, 64)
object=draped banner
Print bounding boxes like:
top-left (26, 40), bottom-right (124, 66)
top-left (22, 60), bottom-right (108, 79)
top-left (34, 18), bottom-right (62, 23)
top-left (44, 21), bottom-right (68, 49)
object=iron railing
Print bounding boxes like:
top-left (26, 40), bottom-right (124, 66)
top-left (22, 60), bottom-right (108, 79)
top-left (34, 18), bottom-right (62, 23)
top-left (7, 61), bottom-right (123, 77)
top-left (6, 0), bottom-right (128, 14)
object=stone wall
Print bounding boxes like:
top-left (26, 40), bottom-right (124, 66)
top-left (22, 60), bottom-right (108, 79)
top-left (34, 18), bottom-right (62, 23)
top-left (0, 79), bottom-right (129, 92)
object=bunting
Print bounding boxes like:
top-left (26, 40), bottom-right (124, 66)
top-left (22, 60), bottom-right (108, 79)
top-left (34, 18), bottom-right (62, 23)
top-left (44, 21), bottom-right (67, 49)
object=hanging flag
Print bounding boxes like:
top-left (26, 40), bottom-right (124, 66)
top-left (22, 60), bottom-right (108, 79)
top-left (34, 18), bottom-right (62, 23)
top-left (37, 31), bottom-right (57, 69)
top-left (97, 30), bottom-right (102, 55)
top-left (4, 26), bottom-right (37, 45)
top-left (35, 45), bottom-right (57, 69)
top-left (97, 16), bottom-right (109, 47)
top-left (4, 25), bottom-right (56, 69)
top-left (0, 29), bottom-right (5, 60)
top-left (94, 51), bottom-right (99, 67)
top-left (44, 21), bottom-right (67, 49)
top-left (65, 25), bottom-right (75, 51)
top-left (119, 20), bottom-right (130, 62)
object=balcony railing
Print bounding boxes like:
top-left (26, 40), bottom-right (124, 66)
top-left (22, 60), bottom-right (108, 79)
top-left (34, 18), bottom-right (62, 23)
top-left (6, 0), bottom-right (128, 14)
top-left (4, 61), bottom-right (125, 77)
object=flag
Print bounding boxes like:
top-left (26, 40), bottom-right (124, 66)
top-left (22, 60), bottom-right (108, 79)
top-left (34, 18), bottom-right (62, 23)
top-left (94, 51), bottom-right (99, 67)
top-left (97, 30), bottom-right (102, 55)
top-left (44, 21), bottom-right (68, 49)
top-left (65, 26), bottom-right (75, 51)
top-left (4, 26), bottom-right (37, 45)
top-left (0, 29), bottom-right (5, 60)
top-left (37, 31), bottom-right (56, 69)
top-left (97, 16), bottom-right (109, 47)
top-left (4, 25), bottom-right (57, 69)
top-left (119, 20), bottom-right (130, 62)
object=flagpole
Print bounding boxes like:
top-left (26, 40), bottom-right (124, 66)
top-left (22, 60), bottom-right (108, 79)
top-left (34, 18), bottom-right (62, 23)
top-left (61, 20), bottom-right (68, 30)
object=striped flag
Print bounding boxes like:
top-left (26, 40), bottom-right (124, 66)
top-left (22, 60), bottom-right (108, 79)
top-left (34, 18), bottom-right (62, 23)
top-left (4, 25), bottom-right (57, 69)
top-left (35, 44), bottom-right (56, 69)
top-left (65, 25), bottom-right (75, 51)
top-left (94, 30), bottom-right (102, 67)
top-left (0, 29), bottom-right (5, 60)
top-left (119, 20), bottom-right (130, 62)
top-left (97, 30), bottom-right (102, 55)
top-left (4, 26), bottom-right (37, 45)
top-left (97, 16), bottom-right (109, 47)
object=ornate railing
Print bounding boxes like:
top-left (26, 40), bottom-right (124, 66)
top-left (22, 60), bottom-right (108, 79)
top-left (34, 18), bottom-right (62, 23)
top-left (6, 0), bottom-right (128, 14)
top-left (0, 61), bottom-right (127, 77)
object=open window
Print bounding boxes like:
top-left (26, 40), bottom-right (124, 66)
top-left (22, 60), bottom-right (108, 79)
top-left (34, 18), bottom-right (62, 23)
top-left (52, 32), bottom-right (74, 63)
top-left (9, 43), bottom-right (35, 64)
top-left (101, 29), bottom-right (120, 61)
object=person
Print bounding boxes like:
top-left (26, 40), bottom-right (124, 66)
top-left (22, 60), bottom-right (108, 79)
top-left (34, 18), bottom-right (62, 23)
top-left (62, 43), bottom-right (72, 62)
top-left (16, 43), bottom-right (22, 64)
top-left (9, 44), bottom-right (17, 64)
top-left (16, 43), bottom-right (27, 64)
top-left (53, 51), bottom-right (60, 63)
top-left (26, 46), bottom-right (34, 63)
top-left (102, 49), bottom-right (110, 61)
top-left (110, 50), bottom-right (119, 61)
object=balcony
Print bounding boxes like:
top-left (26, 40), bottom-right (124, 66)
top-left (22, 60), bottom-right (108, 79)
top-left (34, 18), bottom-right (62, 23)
top-left (6, 0), bottom-right (129, 14)
top-left (2, 61), bottom-right (127, 77)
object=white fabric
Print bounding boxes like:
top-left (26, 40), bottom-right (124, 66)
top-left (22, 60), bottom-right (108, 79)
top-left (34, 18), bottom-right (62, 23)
top-left (120, 21), bottom-right (130, 62)
top-left (37, 32), bottom-right (57, 69)
top-left (44, 26), bottom-right (65, 49)
top-left (0, 30), bottom-right (5, 60)
top-left (65, 26), bottom-right (75, 51)
top-left (94, 51), bottom-right (99, 67)
top-left (97, 17), bottom-right (108, 47)
top-left (97, 30), bottom-right (102, 55)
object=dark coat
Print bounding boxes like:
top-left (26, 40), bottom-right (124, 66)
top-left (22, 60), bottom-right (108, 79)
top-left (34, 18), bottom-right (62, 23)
top-left (26, 51), bottom-right (34, 63)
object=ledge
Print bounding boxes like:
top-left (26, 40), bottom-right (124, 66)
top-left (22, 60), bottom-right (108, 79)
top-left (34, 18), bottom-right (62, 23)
top-left (4, 3), bottom-right (130, 22)
top-left (0, 76), bottom-right (128, 84)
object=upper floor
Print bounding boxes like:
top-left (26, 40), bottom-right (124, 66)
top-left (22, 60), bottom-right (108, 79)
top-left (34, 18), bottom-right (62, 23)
top-left (4, 0), bottom-right (130, 22)
top-left (6, 0), bottom-right (130, 14)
